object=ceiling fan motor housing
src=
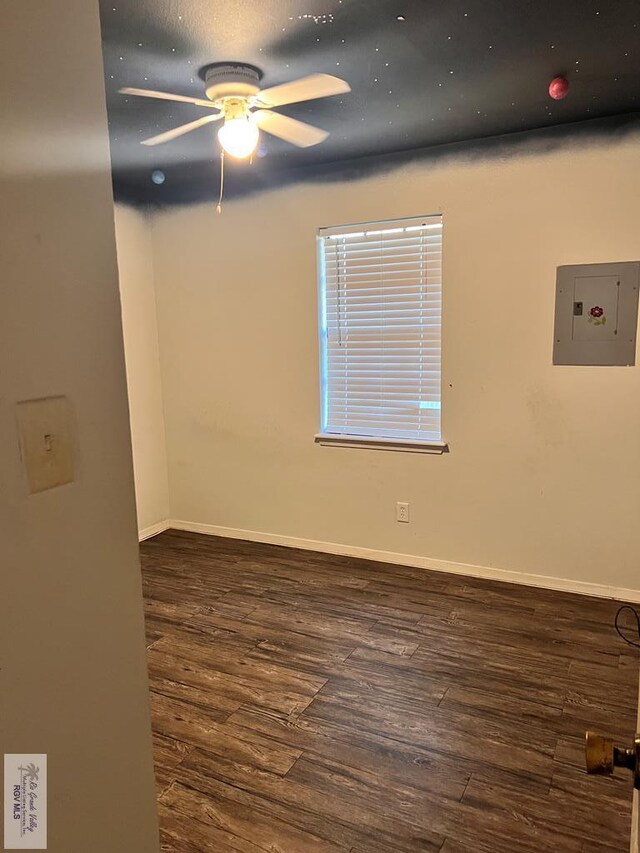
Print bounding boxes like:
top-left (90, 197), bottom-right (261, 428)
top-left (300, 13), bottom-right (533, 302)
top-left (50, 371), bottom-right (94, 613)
top-left (204, 63), bottom-right (262, 102)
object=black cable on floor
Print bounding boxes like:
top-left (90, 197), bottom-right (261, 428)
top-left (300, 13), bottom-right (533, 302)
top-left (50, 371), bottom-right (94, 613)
top-left (615, 605), bottom-right (640, 649)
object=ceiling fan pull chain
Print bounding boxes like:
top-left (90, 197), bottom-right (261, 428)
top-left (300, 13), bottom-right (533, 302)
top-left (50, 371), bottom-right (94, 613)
top-left (216, 150), bottom-right (225, 215)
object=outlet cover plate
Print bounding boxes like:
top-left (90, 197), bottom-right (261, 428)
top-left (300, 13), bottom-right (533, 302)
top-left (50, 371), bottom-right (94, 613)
top-left (396, 501), bottom-right (410, 523)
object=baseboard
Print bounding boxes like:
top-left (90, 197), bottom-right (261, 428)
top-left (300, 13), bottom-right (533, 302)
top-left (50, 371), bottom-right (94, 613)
top-left (138, 520), bottom-right (171, 542)
top-left (167, 519), bottom-right (640, 604)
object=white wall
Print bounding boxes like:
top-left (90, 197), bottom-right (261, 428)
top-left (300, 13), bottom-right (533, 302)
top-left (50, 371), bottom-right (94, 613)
top-left (0, 3), bottom-right (159, 851)
top-left (147, 138), bottom-right (640, 596)
top-left (115, 205), bottom-right (170, 535)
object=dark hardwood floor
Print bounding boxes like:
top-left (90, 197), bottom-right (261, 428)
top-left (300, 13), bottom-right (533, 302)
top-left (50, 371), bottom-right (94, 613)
top-left (140, 529), bottom-right (639, 852)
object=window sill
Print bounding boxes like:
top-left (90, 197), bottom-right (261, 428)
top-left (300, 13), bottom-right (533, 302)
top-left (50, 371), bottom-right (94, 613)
top-left (314, 433), bottom-right (449, 454)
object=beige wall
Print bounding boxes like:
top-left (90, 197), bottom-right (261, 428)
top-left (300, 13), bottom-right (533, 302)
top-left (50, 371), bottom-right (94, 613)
top-left (116, 205), bottom-right (170, 534)
top-left (148, 138), bottom-right (640, 596)
top-left (0, 3), bottom-right (159, 852)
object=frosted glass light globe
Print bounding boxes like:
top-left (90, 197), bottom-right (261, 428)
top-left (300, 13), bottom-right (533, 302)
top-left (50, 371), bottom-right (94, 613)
top-left (218, 117), bottom-right (259, 159)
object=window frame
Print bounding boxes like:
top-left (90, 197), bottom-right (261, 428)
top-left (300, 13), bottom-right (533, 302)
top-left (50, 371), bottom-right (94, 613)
top-left (315, 214), bottom-right (447, 454)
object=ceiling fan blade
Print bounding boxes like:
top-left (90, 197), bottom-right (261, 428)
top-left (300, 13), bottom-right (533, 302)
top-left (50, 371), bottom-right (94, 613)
top-left (253, 74), bottom-right (350, 108)
top-left (253, 110), bottom-right (329, 147)
top-left (119, 87), bottom-right (219, 110)
top-left (141, 114), bottom-right (222, 146)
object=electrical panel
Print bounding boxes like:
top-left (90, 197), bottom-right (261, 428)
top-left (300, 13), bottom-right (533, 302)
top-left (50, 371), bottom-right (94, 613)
top-left (553, 262), bottom-right (640, 366)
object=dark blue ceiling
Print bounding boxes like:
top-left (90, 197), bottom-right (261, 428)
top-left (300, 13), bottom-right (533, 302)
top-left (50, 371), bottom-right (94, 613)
top-left (99, 0), bottom-right (640, 207)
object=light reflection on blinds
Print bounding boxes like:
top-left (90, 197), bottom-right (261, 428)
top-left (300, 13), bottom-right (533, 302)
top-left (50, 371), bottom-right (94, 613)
top-left (318, 215), bottom-right (443, 442)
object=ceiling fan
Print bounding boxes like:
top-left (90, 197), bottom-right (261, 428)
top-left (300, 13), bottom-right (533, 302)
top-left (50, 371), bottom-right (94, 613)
top-left (120, 63), bottom-right (350, 160)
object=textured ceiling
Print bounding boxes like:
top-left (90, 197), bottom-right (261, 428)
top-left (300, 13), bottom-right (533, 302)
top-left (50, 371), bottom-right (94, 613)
top-left (99, 0), bottom-right (640, 206)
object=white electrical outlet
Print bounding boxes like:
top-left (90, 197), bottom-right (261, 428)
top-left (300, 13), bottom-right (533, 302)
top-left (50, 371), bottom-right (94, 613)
top-left (396, 501), bottom-right (410, 523)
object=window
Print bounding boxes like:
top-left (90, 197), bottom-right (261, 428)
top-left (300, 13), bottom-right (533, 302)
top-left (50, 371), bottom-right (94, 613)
top-left (316, 215), bottom-right (445, 452)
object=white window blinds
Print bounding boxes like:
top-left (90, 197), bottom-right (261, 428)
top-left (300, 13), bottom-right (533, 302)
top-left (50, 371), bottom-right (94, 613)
top-left (317, 215), bottom-right (443, 445)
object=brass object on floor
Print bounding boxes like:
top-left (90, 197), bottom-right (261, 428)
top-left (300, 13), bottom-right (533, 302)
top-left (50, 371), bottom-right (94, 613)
top-left (586, 731), bottom-right (640, 788)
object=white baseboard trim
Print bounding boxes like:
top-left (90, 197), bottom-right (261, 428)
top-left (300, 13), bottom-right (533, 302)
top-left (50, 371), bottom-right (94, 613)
top-left (138, 520), bottom-right (171, 542)
top-left (167, 519), bottom-right (640, 603)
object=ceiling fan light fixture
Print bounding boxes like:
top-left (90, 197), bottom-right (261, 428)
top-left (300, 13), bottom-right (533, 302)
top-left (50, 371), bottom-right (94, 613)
top-left (124, 66), bottom-right (350, 155)
top-left (217, 116), bottom-right (259, 159)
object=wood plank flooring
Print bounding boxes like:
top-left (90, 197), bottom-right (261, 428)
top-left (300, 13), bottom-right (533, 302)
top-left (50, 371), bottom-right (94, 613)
top-left (140, 530), bottom-right (639, 852)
